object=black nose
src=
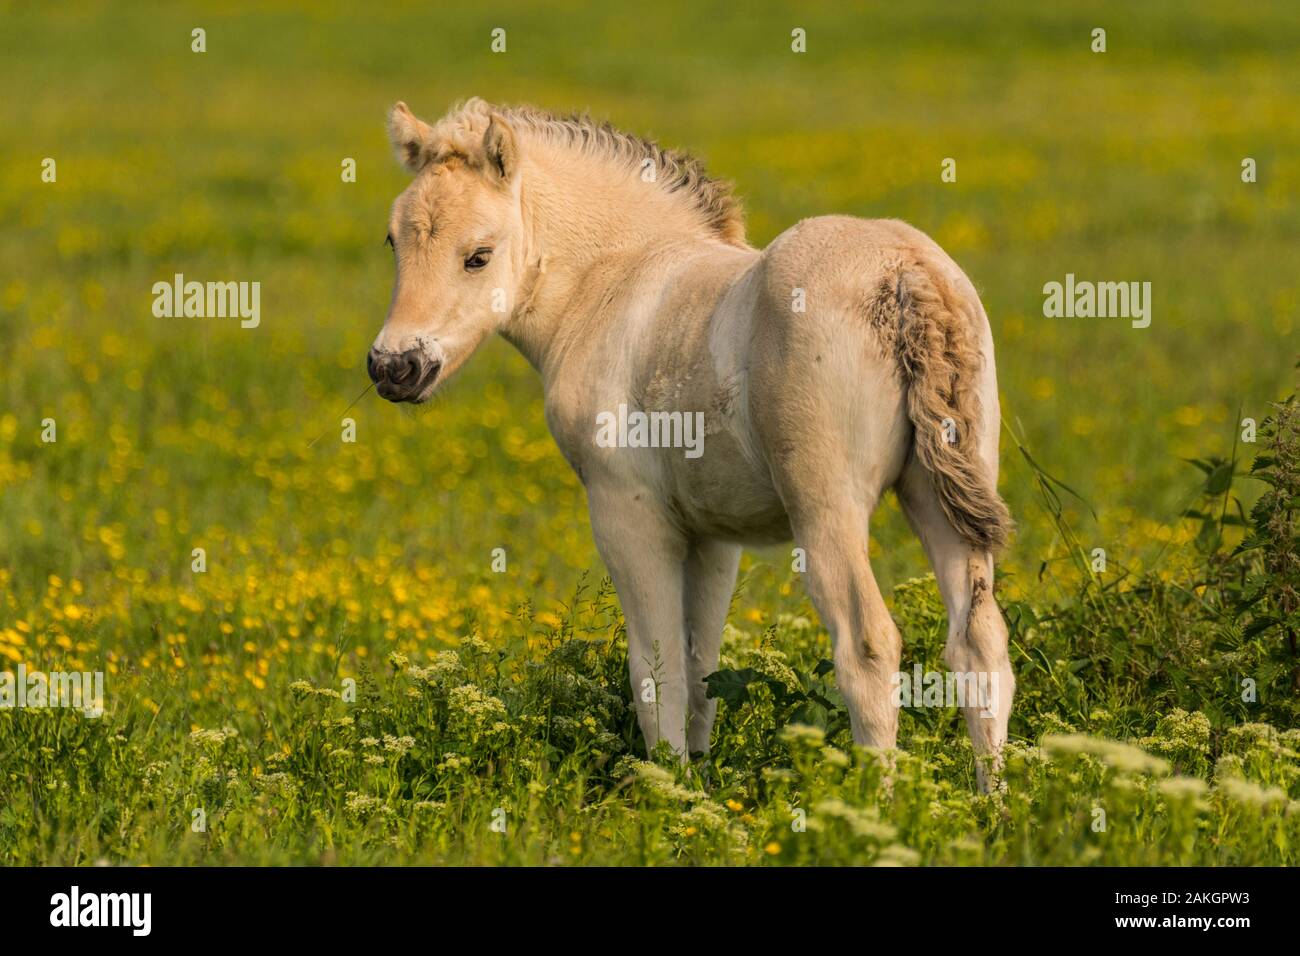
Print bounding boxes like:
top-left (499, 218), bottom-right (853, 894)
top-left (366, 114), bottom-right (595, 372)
top-left (367, 347), bottom-right (439, 401)
top-left (367, 348), bottom-right (417, 385)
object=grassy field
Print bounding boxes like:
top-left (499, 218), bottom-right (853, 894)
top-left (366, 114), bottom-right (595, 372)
top-left (1, 0), bottom-right (1298, 864)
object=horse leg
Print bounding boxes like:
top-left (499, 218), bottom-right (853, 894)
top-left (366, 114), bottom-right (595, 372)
top-left (587, 485), bottom-right (691, 757)
top-left (683, 539), bottom-right (742, 755)
top-left (749, 318), bottom-right (909, 751)
top-left (898, 457), bottom-right (1015, 792)
top-left (791, 502), bottom-right (904, 751)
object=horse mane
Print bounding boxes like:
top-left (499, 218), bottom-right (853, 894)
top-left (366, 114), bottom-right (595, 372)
top-left (430, 98), bottom-right (746, 246)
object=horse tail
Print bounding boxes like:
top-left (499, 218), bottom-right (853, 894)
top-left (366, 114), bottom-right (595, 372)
top-left (892, 261), bottom-right (1013, 553)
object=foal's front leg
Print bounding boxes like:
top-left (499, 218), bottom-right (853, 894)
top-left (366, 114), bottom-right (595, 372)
top-left (587, 485), bottom-right (691, 756)
top-left (684, 540), bottom-right (741, 755)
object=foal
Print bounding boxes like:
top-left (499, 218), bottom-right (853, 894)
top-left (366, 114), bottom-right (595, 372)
top-left (368, 98), bottom-right (1015, 789)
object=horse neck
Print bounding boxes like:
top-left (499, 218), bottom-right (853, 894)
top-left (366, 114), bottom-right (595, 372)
top-left (501, 147), bottom-right (724, 376)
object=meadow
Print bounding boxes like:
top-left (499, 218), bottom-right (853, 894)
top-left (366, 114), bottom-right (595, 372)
top-left (1, 0), bottom-right (1298, 864)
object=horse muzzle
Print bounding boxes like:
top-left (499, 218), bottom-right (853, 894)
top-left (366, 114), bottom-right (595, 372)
top-left (367, 347), bottom-right (440, 403)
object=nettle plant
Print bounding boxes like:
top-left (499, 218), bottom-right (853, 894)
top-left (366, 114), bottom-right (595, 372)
top-left (1183, 374), bottom-right (1300, 695)
top-left (1238, 395), bottom-right (1300, 683)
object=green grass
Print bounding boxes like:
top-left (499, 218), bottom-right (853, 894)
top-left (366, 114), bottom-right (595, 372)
top-left (1, 0), bottom-right (1298, 864)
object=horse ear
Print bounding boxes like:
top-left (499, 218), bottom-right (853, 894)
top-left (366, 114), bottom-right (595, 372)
top-left (388, 101), bottom-right (433, 173)
top-left (482, 112), bottom-right (519, 184)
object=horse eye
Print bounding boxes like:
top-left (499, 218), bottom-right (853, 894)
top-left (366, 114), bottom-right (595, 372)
top-left (464, 248), bottom-right (492, 272)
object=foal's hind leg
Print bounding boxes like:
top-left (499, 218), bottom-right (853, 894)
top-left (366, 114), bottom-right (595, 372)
top-left (753, 356), bottom-right (910, 749)
top-left (898, 458), bottom-right (1015, 791)
top-left (790, 501), bottom-right (904, 750)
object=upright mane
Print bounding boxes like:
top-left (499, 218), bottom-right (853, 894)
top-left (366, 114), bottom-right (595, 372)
top-left (428, 98), bottom-right (746, 246)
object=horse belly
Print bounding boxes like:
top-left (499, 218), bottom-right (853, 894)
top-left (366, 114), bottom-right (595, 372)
top-left (671, 431), bottom-right (792, 544)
